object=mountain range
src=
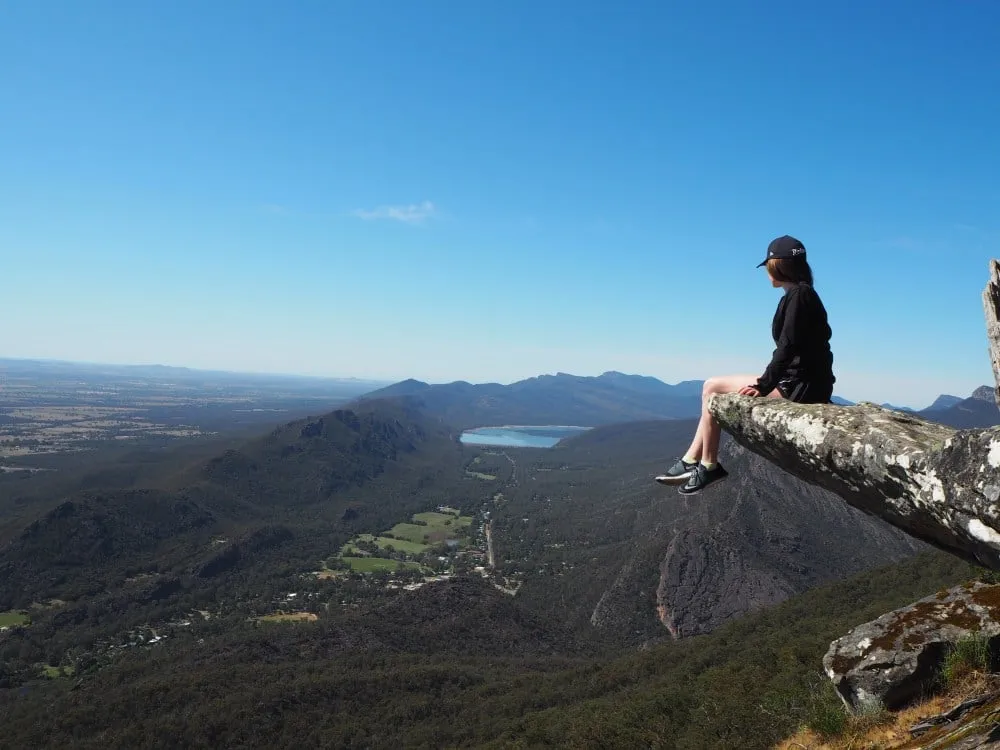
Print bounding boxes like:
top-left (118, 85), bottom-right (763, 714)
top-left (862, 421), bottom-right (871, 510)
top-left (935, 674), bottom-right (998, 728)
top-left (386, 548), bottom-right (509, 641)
top-left (360, 371), bottom-right (705, 427)
top-left (836, 384), bottom-right (1000, 428)
top-left (365, 371), bottom-right (998, 430)
top-left (918, 385), bottom-right (1000, 428)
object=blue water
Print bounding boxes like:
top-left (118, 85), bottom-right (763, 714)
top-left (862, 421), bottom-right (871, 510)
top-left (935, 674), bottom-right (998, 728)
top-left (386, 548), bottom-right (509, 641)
top-left (459, 425), bottom-right (590, 448)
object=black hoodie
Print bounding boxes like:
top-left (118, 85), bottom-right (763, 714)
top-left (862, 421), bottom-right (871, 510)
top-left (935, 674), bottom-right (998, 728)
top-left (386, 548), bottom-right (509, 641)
top-left (755, 283), bottom-right (835, 395)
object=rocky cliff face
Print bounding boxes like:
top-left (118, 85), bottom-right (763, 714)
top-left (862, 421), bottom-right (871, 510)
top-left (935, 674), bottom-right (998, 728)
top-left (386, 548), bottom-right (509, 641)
top-left (501, 419), bottom-right (926, 644)
top-left (972, 386), bottom-right (996, 402)
top-left (649, 439), bottom-right (924, 638)
top-left (708, 396), bottom-right (1000, 572)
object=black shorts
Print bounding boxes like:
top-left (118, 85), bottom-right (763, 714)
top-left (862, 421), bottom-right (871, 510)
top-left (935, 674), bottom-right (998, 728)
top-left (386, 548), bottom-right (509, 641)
top-left (776, 378), bottom-right (834, 404)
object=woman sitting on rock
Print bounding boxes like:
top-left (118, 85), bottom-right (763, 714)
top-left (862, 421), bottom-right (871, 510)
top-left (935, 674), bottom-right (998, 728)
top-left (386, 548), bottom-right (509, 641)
top-left (656, 235), bottom-right (836, 495)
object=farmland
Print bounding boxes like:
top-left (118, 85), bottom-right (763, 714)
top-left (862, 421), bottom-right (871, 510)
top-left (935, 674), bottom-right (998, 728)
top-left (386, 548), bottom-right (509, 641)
top-left (326, 509), bottom-right (476, 575)
top-left (0, 358), bottom-right (386, 466)
top-left (0, 610), bottom-right (29, 628)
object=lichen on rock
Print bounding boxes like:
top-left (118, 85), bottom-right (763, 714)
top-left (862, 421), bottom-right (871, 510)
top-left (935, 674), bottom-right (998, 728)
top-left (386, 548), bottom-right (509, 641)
top-left (824, 582), bottom-right (1000, 712)
top-left (707, 394), bottom-right (1000, 571)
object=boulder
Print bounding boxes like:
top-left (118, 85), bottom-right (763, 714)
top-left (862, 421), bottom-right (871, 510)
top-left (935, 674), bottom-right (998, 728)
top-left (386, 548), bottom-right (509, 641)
top-left (823, 582), bottom-right (1000, 711)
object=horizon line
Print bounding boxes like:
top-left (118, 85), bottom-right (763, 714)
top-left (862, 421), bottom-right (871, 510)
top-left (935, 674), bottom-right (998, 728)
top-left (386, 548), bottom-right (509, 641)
top-left (0, 354), bottom-right (987, 409)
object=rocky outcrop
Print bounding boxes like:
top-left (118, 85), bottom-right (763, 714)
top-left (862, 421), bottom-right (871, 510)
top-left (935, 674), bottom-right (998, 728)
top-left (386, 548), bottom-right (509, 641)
top-left (649, 441), bottom-right (924, 639)
top-left (984, 259), bottom-right (1000, 409)
top-left (823, 582), bottom-right (1000, 711)
top-left (707, 395), bottom-right (1000, 571)
top-left (909, 692), bottom-right (1000, 739)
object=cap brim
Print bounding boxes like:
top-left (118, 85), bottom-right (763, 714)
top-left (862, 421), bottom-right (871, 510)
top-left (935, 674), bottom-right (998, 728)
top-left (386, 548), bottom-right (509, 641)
top-left (756, 260), bottom-right (767, 268)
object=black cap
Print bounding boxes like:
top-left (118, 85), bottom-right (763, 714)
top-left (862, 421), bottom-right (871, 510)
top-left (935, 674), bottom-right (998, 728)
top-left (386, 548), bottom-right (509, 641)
top-left (756, 235), bottom-right (806, 268)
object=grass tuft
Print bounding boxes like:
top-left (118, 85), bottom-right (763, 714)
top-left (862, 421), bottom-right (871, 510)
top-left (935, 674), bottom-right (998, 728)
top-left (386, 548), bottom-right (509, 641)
top-left (941, 632), bottom-right (991, 688)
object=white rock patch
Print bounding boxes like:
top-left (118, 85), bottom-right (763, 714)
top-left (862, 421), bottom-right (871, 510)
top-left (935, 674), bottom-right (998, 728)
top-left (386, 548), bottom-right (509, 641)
top-left (783, 414), bottom-right (831, 448)
top-left (988, 439), bottom-right (1000, 469)
top-left (910, 470), bottom-right (947, 505)
top-left (968, 518), bottom-right (1000, 547)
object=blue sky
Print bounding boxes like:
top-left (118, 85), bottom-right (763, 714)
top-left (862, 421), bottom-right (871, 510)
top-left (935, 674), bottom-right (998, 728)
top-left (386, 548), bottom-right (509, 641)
top-left (3, 1), bottom-right (999, 407)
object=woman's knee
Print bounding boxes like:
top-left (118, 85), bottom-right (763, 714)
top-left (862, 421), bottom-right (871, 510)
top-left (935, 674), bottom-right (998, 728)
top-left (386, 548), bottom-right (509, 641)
top-left (703, 374), bottom-right (755, 399)
top-left (702, 376), bottom-right (725, 397)
top-left (702, 378), bottom-right (714, 398)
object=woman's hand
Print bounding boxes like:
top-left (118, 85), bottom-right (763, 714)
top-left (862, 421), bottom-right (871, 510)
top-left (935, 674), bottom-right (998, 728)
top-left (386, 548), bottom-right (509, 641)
top-left (738, 385), bottom-right (761, 397)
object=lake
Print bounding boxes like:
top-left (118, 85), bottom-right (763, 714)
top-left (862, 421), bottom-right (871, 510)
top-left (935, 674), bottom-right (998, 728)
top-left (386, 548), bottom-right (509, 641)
top-left (459, 425), bottom-right (591, 448)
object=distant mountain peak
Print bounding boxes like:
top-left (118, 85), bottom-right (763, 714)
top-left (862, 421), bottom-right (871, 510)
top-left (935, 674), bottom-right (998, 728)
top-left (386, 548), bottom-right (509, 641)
top-left (971, 385), bottom-right (996, 402)
top-left (880, 403), bottom-right (915, 413)
top-left (398, 378), bottom-right (430, 388)
top-left (926, 394), bottom-right (963, 411)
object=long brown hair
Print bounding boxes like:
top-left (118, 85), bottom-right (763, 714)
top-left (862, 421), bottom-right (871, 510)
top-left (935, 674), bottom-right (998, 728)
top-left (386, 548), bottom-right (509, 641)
top-left (766, 256), bottom-right (813, 285)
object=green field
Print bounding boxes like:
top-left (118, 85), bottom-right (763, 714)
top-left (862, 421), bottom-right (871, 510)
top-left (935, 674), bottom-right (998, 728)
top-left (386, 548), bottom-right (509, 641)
top-left (257, 612), bottom-right (318, 623)
top-left (341, 534), bottom-right (375, 556)
top-left (342, 556), bottom-right (422, 573)
top-left (413, 512), bottom-right (472, 543)
top-left (343, 533), bottom-right (431, 555)
top-left (331, 510), bottom-right (475, 575)
top-left (381, 513), bottom-right (472, 549)
top-left (384, 522), bottom-right (433, 543)
top-left (374, 535), bottom-right (429, 554)
top-left (414, 511), bottom-right (471, 528)
top-left (465, 471), bottom-right (496, 480)
top-left (42, 664), bottom-right (75, 678)
top-left (0, 611), bottom-right (29, 628)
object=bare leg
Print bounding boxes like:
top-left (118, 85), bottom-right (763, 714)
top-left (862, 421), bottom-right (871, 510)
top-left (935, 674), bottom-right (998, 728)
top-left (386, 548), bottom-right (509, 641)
top-left (696, 375), bottom-right (781, 465)
top-left (683, 419), bottom-right (705, 462)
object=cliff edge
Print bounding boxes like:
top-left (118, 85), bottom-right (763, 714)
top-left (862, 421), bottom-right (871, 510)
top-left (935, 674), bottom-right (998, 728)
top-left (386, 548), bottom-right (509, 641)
top-left (708, 260), bottom-right (1000, 573)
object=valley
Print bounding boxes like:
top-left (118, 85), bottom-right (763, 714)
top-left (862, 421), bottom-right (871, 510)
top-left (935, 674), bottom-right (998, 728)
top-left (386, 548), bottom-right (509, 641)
top-left (0, 365), bottom-right (997, 748)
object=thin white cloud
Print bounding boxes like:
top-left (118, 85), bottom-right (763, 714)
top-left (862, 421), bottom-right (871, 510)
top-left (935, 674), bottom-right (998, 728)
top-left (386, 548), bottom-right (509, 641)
top-left (352, 201), bottom-right (436, 224)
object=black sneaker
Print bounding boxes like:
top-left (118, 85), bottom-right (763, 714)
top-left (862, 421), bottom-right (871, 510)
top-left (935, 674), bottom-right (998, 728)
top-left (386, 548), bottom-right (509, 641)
top-left (678, 463), bottom-right (729, 495)
top-left (655, 458), bottom-right (697, 485)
